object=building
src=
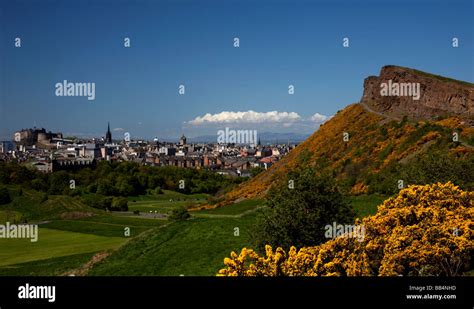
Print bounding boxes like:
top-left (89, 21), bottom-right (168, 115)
top-left (13, 128), bottom-right (63, 146)
top-left (0, 141), bottom-right (14, 153)
top-left (179, 134), bottom-right (187, 146)
top-left (158, 146), bottom-right (176, 156)
top-left (31, 161), bottom-right (53, 173)
top-left (256, 147), bottom-right (272, 158)
top-left (79, 143), bottom-right (101, 158)
top-left (105, 122), bottom-right (112, 143)
top-left (52, 158), bottom-right (95, 172)
top-left (257, 156), bottom-right (275, 169)
top-left (100, 146), bottom-right (113, 160)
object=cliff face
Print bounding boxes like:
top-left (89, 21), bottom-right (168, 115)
top-left (361, 65), bottom-right (474, 120)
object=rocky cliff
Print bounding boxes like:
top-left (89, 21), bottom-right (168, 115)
top-left (361, 65), bottom-right (474, 120)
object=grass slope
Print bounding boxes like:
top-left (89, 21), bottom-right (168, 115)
top-left (41, 218), bottom-right (165, 238)
top-left (0, 188), bottom-right (384, 276)
top-left (0, 252), bottom-right (95, 276)
top-left (89, 214), bottom-right (258, 276)
top-left (194, 199), bottom-right (263, 216)
top-left (88, 194), bottom-right (384, 276)
top-left (0, 228), bottom-right (125, 267)
top-left (128, 191), bottom-right (208, 213)
top-left (222, 104), bottom-right (474, 204)
top-left (0, 187), bottom-right (99, 222)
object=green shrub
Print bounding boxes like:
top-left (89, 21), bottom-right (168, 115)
top-left (39, 192), bottom-right (48, 203)
top-left (168, 206), bottom-right (190, 221)
top-left (0, 187), bottom-right (11, 205)
top-left (253, 168), bottom-right (355, 252)
top-left (111, 197), bottom-right (128, 211)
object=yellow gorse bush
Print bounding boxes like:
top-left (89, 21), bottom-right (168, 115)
top-left (218, 182), bottom-right (473, 276)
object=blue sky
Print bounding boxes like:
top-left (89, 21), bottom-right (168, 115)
top-left (1, 0), bottom-right (473, 140)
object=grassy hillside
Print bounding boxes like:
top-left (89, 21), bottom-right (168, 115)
top-left (0, 253), bottom-right (96, 276)
top-left (41, 217), bottom-right (167, 238)
top-left (0, 187), bottom-right (99, 223)
top-left (0, 186), bottom-right (383, 276)
top-left (221, 104), bottom-right (474, 205)
top-left (0, 186), bottom-right (168, 275)
top-left (128, 193), bottom-right (207, 214)
top-left (86, 195), bottom-right (383, 276)
top-left (88, 214), bottom-right (259, 276)
top-left (0, 228), bottom-right (125, 267)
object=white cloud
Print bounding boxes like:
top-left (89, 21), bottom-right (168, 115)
top-left (113, 128), bottom-right (124, 132)
top-left (310, 112), bottom-right (328, 122)
top-left (185, 110), bottom-right (330, 136)
top-left (188, 110), bottom-right (301, 125)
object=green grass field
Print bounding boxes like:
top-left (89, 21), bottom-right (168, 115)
top-left (0, 212), bottom-right (168, 275)
top-left (194, 199), bottom-right (263, 216)
top-left (88, 199), bottom-right (264, 275)
top-left (128, 190), bottom-right (208, 214)
top-left (89, 195), bottom-right (386, 276)
top-left (0, 228), bottom-right (125, 267)
top-left (0, 186), bottom-right (386, 276)
top-left (41, 217), bottom-right (165, 238)
top-left (128, 200), bottom-right (194, 213)
top-left (89, 214), bottom-right (259, 276)
top-left (0, 252), bottom-right (96, 276)
top-left (78, 214), bottom-right (167, 226)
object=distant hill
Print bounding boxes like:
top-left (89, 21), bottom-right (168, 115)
top-left (187, 132), bottom-right (310, 144)
top-left (219, 66), bottom-right (474, 206)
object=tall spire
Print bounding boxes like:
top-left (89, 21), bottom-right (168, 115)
top-left (106, 122), bottom-right (112, 143)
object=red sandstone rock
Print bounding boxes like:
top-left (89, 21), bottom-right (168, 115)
top-left (361, 65), bottom-right (474, 121)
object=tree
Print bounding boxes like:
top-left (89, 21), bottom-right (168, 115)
top-left (47, 171), bottom-right (69, 195)
top-left (39, 192), bottom-right (48, 203)
top-left (97, 179), bottom-right (116, 196)
top-left (0, 186), bottom-right (11, 205)
top-left (253, 168), bottom-right (355, 251)
top-left (153, 187), bottom-right (163, 195)
top-left (82, 195), bottom-right (112, 210)
top-left (168, 206), bottom-right (190, 221)
top-left (31, 178), bottom-right (48, 192)
top-left (87, 183), bottom-right (97, 193)
top-left (116, 177), bottom-right (134, 196)
top-left (111, 197), bottom-right (128, 211)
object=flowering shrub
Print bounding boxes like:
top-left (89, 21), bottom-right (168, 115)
top-left (218, 182), bottom-right (473, 276)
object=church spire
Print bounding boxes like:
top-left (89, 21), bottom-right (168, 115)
top-left (106, 122), bottom-right (112, 143)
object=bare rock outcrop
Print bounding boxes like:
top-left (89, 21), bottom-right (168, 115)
top-left (360, 65), bottom-right (474, 120)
